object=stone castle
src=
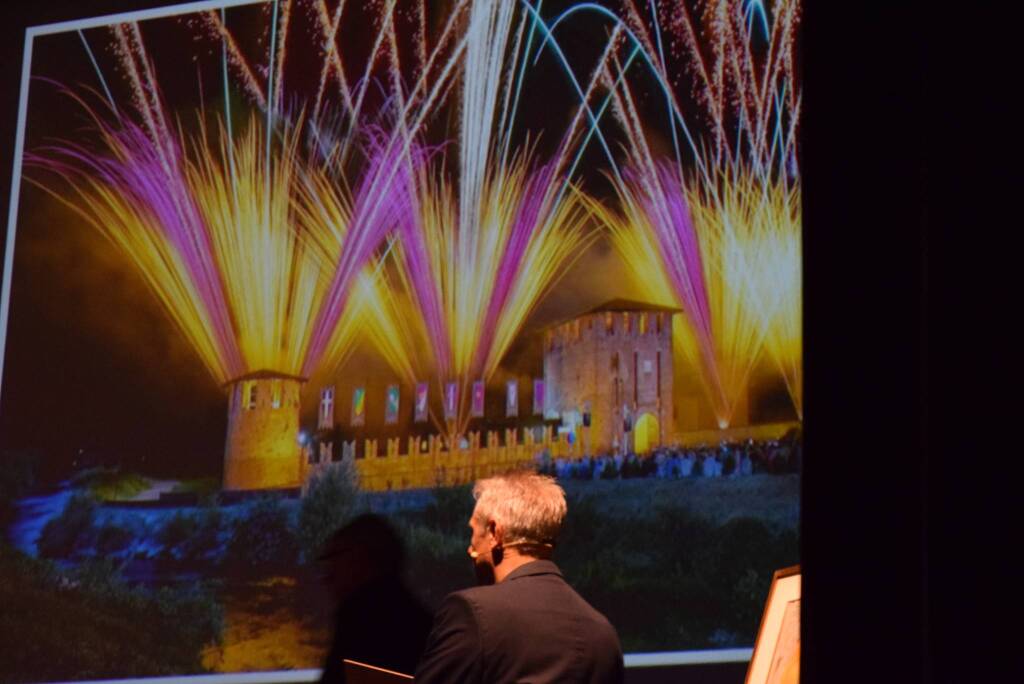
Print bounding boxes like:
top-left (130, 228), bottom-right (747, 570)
top-left (222, 300), bottom-right (781, 492)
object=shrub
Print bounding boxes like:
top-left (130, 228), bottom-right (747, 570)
top-left (227, 496), bottom-right (298, 567)
top-left (650, 503), bottom-right (715, 571)
top-left (297, 459), bottom-right (360, 561)
top-left (421, 483), bottom-right (474, 536)
top-left (152, 583), bottom-right (224, 661)
top-left (73, 556), bottom-right (131, 598)
top-left (37, 493), bottom-right (97, 558)
top-left (158, 512), bottom-right (199, 552)
top-left (157, 509), bottom-right (224, 562)
top-left (95, 523), bottom-right (133, 554)
top-left (556, 497), bottom-right (800, 651)
top-left (1, 545), bottom-right (223, 679)
top-left (693, 516), bottom-right (798, 641)
top-left (180, 508), bottom-right (224, 562)
top-left (557, 493), bottom-right (604, 554)
top-left (396, 520), bottom-right (475, 608)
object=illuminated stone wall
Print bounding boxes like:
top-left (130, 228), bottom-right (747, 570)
top-left (302, 426), bottom-right (578, 492)
top-left (223, 374), bottom-right (303, 490)
top-left (544, 307), bottom-right (675, 453)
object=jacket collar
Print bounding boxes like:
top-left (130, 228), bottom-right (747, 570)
top-left (504, 558), bottom-right (562, 582)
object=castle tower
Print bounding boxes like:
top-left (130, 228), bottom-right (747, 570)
top-left (223, 370), bottom-right (306, 490)
top-left (543, 300), bottom-right (679, 454)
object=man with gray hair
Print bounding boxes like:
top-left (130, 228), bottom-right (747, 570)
top-left (414, 471), bottom-right (624, 683)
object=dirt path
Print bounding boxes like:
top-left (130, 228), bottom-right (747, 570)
top-left (127, 479), bottom-right (179, 501)
top-left (201, 576), bottom-right (328, 672)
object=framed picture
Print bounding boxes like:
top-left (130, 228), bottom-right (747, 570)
top-left (746, 565), bottom-right (801, 684)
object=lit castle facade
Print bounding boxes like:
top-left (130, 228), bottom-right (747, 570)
top-left (543, 300), bottom-right (679, 455)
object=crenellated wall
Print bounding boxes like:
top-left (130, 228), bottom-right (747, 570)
top-left (302, 426), bottom-right (580, 492)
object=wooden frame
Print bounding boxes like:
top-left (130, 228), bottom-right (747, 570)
top-left (745, 565), bottom-right (801, 684)
top-left (343, 658), bottom-right (414, 683)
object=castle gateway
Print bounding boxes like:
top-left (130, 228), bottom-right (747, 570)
top-left (543, 299), bottom-right (680, 455)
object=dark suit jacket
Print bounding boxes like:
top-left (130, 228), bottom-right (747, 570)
top-left (414, 560), bottom-right (624, 683)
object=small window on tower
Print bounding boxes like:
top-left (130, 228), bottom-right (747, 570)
top-left (605, 312), bottom-right (614, 335)
top-left (657, 313), bottom-right (664, 334)
top-left (639, 313), bottom-right (648, 335)
top-left (270, 379), bottom-right (282, 409)
top-left (246, 381), bottom-right (258, 410)
top-left (623, 312), bottom-right (632, 335)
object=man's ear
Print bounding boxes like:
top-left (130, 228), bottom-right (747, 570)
top-left (488, 519), bottom-right (503, 545)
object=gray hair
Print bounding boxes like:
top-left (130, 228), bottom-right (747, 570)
top-left (472, 471), bottom-right (567, 545)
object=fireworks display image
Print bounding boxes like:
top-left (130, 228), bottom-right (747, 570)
top-left (0, 0), bottom-right (801, 679)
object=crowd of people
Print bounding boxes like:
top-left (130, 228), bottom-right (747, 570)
top-left (534, 434), bottom-right (801, 482)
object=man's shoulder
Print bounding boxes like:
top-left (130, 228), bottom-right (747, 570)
top-left (441, 567), bottom-right (622, 666)
top-left (449, 563), bottom-right (614, 627)
top-left (443, 581), bottom-right (507, 612)
top-left (438, 566), bottom-right (554, 616)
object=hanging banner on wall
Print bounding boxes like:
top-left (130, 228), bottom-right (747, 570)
top-left (471, 381), bottom-right (485, 417)
top-left (318, 386), bottom-right (335, 430)
top-left (385, 385), bottom-right (400, 424)
top-left (414, 382), bottom-right (429, 423)
top-left (350, 387), bottom-right (366, 427)
top-left (506, 380), bottom-right (518, 417)
top-left (444, 382), bottom-right (459, 420)
top-left (533, 379), bottom-right (545, 416)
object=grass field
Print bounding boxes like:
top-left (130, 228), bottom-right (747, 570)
top-left (72, 468), bottom-right (151, 502)
top-left (562, 474), bottom-right (799, 531)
